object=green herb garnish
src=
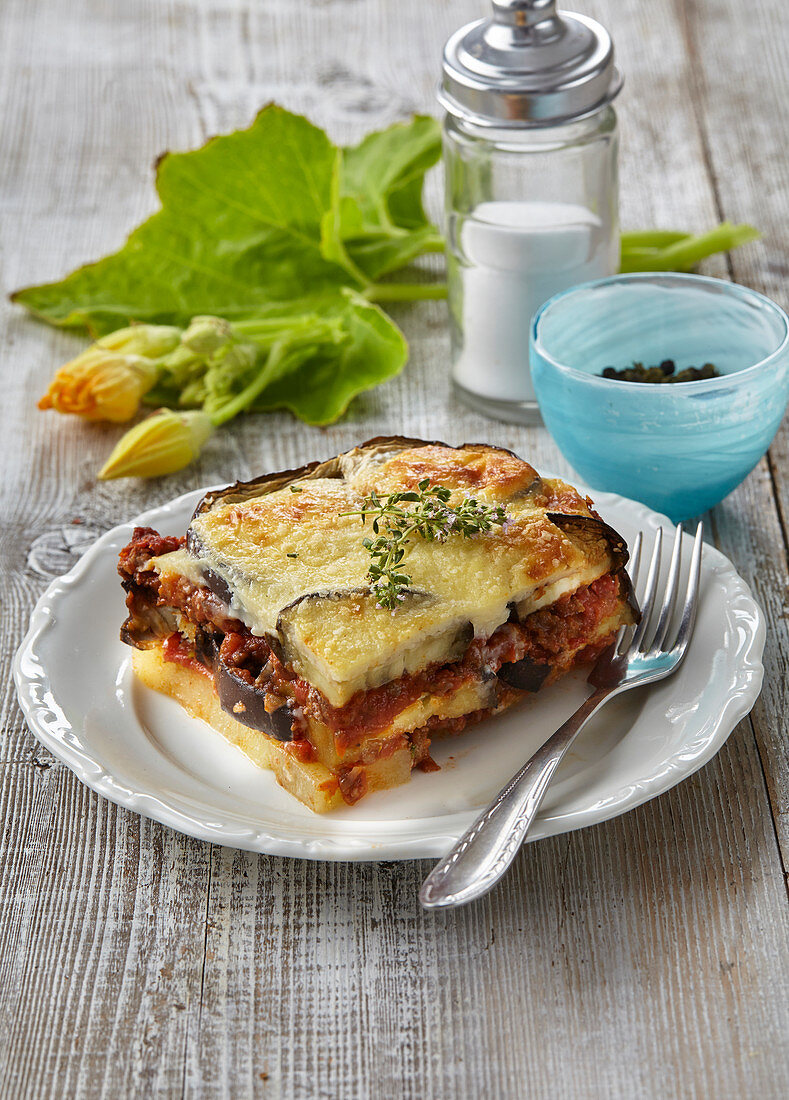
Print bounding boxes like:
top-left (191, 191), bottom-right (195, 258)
top-left (342, 479), bottom-right (507, 610)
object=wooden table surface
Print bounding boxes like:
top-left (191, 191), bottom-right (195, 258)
top-left (2, 1), bottom-right (788, 1096)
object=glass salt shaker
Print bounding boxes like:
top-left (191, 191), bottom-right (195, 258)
top-left (439, 0), bottom-right (623, 424)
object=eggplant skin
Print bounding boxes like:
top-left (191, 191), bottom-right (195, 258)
top-left (181, 439), bottom-right (636, 708)
top-left (186, 440), bottom-right (633, 602)
top-left (546, 511), bottom-right (629, 573)
top-left (497, 657), bottom-right (550, 692)
top-left (190, 453), bottom-right (342, 520)
top-left (214, 653), bottom-right (295, 741)
top-left (276, 585), bottom-right (436, 626)
top-left (120, 603), bottom-right (178, 649)
top-left (188, 435), bottom-right (526, 520)
top-left (546, 515), bottom-right (640, 621)
top-left (194, 626), bottom-right (220, 668)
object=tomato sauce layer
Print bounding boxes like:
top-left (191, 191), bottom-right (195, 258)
top-left (120, 527), bottom-right (626, 747)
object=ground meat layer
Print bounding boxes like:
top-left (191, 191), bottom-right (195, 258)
top-left (119, 526), bottom-right (627, 756)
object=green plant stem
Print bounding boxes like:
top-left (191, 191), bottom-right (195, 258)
top-left (420, 234), bottom-right (447, 253)
top-left (232, 316), bottom-right (319, 336)
top-left (365, 282), bottom-right (448, 302)
top-left (208, 341), bottom-right (289, 426)
top-left (619, 223), bottom-right (760, 273)
top-left (620, 230), bottom-right (690, 249)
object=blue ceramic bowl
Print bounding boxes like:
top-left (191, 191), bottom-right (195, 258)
top-left (530, 273), bottom-right (789, 520)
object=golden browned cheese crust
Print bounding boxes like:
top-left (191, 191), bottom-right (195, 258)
top-left (151, 439), bottom-right (628, 706)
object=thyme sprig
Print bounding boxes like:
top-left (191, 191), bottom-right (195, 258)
top-left (342, 478), bottom-right (507, 610)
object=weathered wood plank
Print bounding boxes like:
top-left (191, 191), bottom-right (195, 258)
top-left (673, 0), bottom-right (789, 866)
top-left (0, 763), bottom-right (212, 1098)
top-left (1, 0), bottom-right (788, 1098)
top-left (3, 723), bottom-right (786, 1100)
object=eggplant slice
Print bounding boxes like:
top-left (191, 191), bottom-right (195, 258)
top-left (497, 657), bottom-right (551, 692)
top-left (214, 650), bottom-right (295, 740)
top-left (546, 511), bottom-right (629, 573)
top-left (189, 435), bottom-right (532, 521)
top-left (180, 438), bottom-right (635, 710)
top-left (274, 587), bottom-right (474, 704)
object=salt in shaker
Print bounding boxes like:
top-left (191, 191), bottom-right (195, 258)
top-left (439, 0), bottom-right (623, 423)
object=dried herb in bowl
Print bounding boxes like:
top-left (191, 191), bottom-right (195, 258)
top-left (600, 359), bottom-right (720, 383)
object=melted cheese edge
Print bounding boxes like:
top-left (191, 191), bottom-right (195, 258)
top-left (152, 448), bottom-right (617, 706)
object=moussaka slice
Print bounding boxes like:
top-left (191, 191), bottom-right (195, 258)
top-left (118, 437), bottom-right (637, 811)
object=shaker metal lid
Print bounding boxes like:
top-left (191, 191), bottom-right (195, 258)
top-left (439, 0), bottom-right (622, 128)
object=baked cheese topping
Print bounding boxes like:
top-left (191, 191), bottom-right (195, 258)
top-left (151, 442), bottom-right (620, 706)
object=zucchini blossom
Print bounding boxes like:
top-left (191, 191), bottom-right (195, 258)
top-left (99, 409), bottom-right (214, 480)
top-left (180, 315), bottom-right (234, 356)
top-left (38, 324), bottom-right (181, 422)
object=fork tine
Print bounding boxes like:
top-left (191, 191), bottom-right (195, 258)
top-left (648, 523), bottom-right (684, 652)
top-left (670, 521), bottom-right (704, 664)
top-left (614, 622), bottom-right (631, 657)
top-left (630, 527), bottom-right (662, 650)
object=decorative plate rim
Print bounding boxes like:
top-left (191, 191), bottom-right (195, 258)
top-left (13, 483), bottom-right (766, 861)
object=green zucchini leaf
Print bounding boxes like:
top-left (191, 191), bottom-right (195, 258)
top-left (12, 106), bottom-right (363, 334)
top-left (339, 115), bottom-right (443, 279)
top-left (249, 291), bottom-right (408, 424)
top-left (12, 106), bottom-right (442, 335)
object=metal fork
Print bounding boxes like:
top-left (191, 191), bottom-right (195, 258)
top-left (419, 521), bottom-right (704, 910)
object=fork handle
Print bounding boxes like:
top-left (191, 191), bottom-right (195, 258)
top-left (419, 688), bottom-right (611, 909)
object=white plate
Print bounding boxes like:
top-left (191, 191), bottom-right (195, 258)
top-left (14, 486), bottom-right (765, 861)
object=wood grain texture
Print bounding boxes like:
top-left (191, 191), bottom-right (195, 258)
top-left (674, 0), bottom-right (789, 865)
top-left (0, 1), bottom-right (788, 1098)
